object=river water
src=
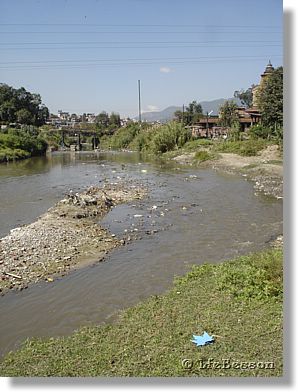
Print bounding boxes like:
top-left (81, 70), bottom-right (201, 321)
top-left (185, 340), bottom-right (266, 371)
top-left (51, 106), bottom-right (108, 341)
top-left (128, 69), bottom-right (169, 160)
top-left (0, 152), bottom-right (283, 357)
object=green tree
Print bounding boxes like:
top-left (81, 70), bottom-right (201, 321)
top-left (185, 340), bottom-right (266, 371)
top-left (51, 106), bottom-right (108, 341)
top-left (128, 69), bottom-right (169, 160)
top-left (109, 112), bottom-right (121, 128)
top-left (218, 101), bottom-right (240, 128)
top-left (234, 85), bottom-right (255, 108)
top-left (256, 66), bottom-right (283, 128)
top-left (174, 101), bottom-right (202, 125)
top-left (96, 111), bottom-right (109, 128)
top-left (0, 83), bottom-right (49, 125)
top-left (16, 109), bottom-right (32, 124)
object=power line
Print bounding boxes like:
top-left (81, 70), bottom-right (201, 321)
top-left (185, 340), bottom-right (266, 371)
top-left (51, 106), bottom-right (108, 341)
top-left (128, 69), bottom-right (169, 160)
top-left (0, 23), bottom-right (281, 27)
top-left (0, 30), bottom-right (282, 34)
top-left (0, 55), bottom-right (282, 70)
top-left (0, 40), bottom-right (282, 45)
top-left (0, 44), bottom-right (282, 51)
top-left (0, 54), bottom-right (283, 65)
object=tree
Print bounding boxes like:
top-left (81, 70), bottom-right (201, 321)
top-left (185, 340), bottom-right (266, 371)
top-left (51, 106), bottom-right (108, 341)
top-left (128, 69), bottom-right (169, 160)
top-left (109, 112), bottom-right (121, 128)
top-left (0, 83), bottom-right (49, 125)
top-left (174, 100), bottom-right (202, 125)
top-left (16, 109), bottom-right (32, 124)
top-left (256, 66), bottom-right (283, 128)
top-left (96, 111), bottom-right (109, 128)
top-left (218, 101), bottom-right (239, 128)
top-left (234, 85), bottom-right (255, 108)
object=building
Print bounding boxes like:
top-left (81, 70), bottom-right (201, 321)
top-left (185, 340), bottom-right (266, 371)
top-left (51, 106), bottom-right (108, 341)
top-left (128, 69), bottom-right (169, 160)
top-left (191, 62), bottom-right (274, 138)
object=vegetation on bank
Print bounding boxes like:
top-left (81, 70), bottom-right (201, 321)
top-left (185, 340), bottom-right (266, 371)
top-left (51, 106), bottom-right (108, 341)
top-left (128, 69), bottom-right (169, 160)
top-left (98, 120), bottom-right (281, 162)
top-left (0, 84), bottom-right (49, 126)
top-left (0, 127), bottom-right (48, 163)
top-left (0, 247), bottom-right (282, 377)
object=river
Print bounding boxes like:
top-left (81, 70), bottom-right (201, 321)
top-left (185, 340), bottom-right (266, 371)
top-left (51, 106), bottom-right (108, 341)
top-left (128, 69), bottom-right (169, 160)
top-left (0, 151), bottom-right (283, 357)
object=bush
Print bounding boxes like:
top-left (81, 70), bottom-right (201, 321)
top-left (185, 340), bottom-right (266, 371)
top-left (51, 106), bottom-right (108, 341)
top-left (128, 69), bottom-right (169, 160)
top-left (213, 139), bottom-right (268, 156)
top-left (183, 139), bottom-right (213, 151)
top-left (0, 128), bottom-right (47, 161)
top-left (194, 150), bottom-right (214, 162)
top-left (128, 131), bottom-right (152, 152)
top-left (102, 124), bottom-right (140, 150)
top-left (249, 125), bottom-right (272, 139)
top-left (0, 147), bottom-right (30, 162)
top-left (217, 249), bottom-right (283, 301)
top-left (149, 123), bottom-right (191, 154)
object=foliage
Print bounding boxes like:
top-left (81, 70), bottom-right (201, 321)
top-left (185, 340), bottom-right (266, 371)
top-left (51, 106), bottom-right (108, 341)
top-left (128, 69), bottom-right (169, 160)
top-left (248, 124), bottom-right (272, 140)
top-left (234, 85), bottom-right (255, 108)
top-left (0, 128), bottom-right (47, 162)
top-left (256, 67), bottom-right (283, 128)
top-left (149, 123), bottom-right (191, 154)
top-left (182, 139), bottom-right (213, 151)
top-left (0, 84), bottom-right (49, 126)
top-left (102, 123), bottom-right (140, 149)
top-left (194, 150), bottom-right (214, 162)
top-left (128, 130), bottom-right (152, 152)
top-left (0, 248), bottom-right (283, 376)
top-left (213, 139), bottom-right (268, 156)
top-left (218, 100), bottom-right (240, 128)
top-left (216, 248), bottom-right (283, 300)
top-left (174, 100), bottom-right (203, 125)
top-left (96, 111), bottom-right (121, 136)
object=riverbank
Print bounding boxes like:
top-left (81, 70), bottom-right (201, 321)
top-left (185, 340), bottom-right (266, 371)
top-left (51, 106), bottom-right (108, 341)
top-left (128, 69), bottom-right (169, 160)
top-left (172, 145), bottom-right (283, 199)
top-left (0, 245), bottom-right (283, 377)
top-left (0, 182), bottom-right (146, 295)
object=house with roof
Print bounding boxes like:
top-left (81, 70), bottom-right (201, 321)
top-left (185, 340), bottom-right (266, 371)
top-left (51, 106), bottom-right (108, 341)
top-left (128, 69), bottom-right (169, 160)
top-left (190, 62), bottom-right (275, 138)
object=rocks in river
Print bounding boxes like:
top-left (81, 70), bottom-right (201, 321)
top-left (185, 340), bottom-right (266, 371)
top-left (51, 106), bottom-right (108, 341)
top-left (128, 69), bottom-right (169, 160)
top-left (0, 182), bottom-right (147, 296)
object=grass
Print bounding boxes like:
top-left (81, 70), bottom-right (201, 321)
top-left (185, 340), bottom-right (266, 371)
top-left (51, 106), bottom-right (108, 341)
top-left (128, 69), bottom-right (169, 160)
top-left (193, 150), bottom-right (215, 163)
top-left (0, 247), bottom-right (283, 377)
top-left (212, 139), bottom-right (270, 157)
top-left (264, 160), bottom-right (283, 165)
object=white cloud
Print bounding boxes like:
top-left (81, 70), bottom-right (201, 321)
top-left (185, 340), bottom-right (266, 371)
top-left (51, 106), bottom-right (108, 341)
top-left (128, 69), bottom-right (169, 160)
top-left (147, 105), bottom-right (159, 112)
top-left (160, 66), bottom-right (171, 73)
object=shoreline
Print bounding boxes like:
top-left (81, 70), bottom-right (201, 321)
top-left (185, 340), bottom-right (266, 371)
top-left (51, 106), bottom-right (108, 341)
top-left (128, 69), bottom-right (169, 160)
top-left (172, 145), bottom-right (283, 199)
top-left (0, 246), bottom-right (283, 376)
top-left (0, 182), bottom-right (146, 296)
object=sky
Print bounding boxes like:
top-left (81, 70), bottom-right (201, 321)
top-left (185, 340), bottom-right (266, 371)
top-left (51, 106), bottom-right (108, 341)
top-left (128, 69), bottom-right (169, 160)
top-left (0, 0), bottom-right (283, 117)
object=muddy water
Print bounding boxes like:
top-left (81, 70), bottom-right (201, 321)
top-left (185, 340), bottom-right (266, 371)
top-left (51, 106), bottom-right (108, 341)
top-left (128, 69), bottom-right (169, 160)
top-left (0, 152), bottom-right (282, 357)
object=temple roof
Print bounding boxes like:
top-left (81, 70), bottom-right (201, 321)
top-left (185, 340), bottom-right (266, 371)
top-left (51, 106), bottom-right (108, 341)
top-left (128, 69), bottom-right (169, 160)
top-left (261, 60), bottom-right (274, 77)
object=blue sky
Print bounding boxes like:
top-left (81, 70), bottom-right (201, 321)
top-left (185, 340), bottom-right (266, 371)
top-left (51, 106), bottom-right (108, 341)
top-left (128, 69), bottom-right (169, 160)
top-left (0, 0), bottom-right (283, 117)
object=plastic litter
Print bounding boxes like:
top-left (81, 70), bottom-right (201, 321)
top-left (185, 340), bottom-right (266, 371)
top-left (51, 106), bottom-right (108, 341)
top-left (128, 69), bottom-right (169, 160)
top-left (191, 331), bottom-right (214, 346)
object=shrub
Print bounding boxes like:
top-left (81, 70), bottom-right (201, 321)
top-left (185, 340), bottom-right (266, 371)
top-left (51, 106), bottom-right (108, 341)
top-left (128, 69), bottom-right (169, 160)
top-left (183, 139), bottom-right (213, 151)
top-left (0, 147), bottom-right (30, 162)
top-left (149, 123), bottom-right (191, 154)
top-left (103, 124), bottom-right (140, 150)
top-left (194, 150), bottom-right (213, 162)
top-left (0, 128), bottom-right (47, 159)
top-left (213, 139), bottom-right (268, 156)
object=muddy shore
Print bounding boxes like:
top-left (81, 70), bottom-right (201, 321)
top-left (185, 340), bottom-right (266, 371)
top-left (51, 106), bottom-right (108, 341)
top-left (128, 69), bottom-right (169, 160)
top-left (172, 145), bottom-right (283, 199)
top-left (0, 183), bottom-right (146, 295)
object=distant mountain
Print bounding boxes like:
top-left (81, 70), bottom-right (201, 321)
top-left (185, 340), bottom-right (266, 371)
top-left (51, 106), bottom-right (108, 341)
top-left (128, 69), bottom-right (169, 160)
top-left (136, 98), bottom-right (240, 123)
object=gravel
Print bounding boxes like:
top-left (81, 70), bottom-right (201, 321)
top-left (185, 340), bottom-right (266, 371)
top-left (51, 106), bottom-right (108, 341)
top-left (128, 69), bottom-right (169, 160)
top-left (0, 183), bottom-right (147, 295)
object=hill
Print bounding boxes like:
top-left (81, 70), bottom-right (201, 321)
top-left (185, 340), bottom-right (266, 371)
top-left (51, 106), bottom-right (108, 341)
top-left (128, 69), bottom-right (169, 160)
top-left (137, 98), bottom-right (240, 123)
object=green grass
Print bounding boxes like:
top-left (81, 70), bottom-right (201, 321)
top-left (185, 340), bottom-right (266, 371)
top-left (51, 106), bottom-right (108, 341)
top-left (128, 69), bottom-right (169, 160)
top-left (0, 248), bottom-right (283, 377)
top-left (212, 139), bottom-right (270, 157)
top-left (183, 139), bottom-right (214, 151)
top-left (193, 150), bottom-right (215, 162)
top-left (264, 160), bottom-right (283, 165)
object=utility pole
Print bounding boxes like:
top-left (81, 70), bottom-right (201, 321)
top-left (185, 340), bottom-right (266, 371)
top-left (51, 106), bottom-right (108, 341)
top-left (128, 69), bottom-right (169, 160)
top-left (138, 80), bottom-right (142, 124)
top-left (182, 104), bottom-right (185, 126)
